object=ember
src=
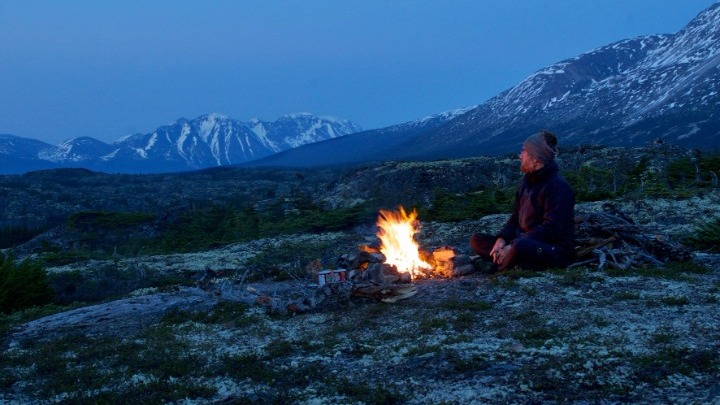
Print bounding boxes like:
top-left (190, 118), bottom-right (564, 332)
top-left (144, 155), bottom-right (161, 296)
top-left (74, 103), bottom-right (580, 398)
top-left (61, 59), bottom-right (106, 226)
top-left (376, 206), bottom-right (432, 279)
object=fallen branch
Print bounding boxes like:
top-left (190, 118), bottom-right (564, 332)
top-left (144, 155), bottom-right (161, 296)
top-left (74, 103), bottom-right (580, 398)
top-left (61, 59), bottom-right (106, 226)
top-left (573, 207), bottom-right (691, 271)
top-left (576, 236), bottom-right (617, 259)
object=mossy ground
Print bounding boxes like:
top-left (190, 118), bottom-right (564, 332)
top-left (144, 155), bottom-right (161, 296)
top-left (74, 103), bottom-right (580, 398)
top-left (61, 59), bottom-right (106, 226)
top-left (3, 261), bottom-right (719, 404)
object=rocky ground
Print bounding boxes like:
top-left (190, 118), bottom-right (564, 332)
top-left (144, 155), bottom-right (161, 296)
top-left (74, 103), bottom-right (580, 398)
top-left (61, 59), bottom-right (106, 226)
top-left (2, 195), bottom-right (720, 404)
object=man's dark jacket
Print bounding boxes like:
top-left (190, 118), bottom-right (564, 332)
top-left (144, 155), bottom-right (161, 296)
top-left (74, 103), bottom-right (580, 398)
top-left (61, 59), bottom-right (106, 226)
top-left (498, 160), bottom-right (576, 257)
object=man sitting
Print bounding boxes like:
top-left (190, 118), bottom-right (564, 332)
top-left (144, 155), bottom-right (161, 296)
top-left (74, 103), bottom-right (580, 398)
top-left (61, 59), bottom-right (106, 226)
top-left (470, 130), bottom-right (576, 271)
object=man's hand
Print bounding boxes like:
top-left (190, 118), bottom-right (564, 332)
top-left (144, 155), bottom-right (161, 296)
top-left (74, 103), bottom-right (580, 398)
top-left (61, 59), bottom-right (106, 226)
top-left (491, 238), bottom-right (514, 270)
top-left (490, 238), bottom-right (506, 264)
top-left (495, 245), bottom-right (513, 270)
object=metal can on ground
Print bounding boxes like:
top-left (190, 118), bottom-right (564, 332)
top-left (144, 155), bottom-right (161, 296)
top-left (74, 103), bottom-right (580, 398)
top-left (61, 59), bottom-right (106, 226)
top-left (317, 269), bottom-right (347, 285)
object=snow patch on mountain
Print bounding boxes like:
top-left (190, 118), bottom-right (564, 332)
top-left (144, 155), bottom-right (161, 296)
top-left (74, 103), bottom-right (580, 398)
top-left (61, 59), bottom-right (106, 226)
top-left (419, 106), bottom-right (476, 123)
top-left (250, 121), bottom-right (279, 152)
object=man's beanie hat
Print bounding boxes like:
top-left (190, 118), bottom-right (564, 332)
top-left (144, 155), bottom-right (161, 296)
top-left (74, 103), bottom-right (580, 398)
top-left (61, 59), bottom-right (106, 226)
top-left (523, 130), bottom-right (558, 164)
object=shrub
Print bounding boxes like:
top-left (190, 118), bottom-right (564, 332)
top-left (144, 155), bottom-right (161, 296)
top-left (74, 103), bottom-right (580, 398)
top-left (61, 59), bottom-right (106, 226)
top-left (683, 216), bottom-right (720, 252)
top-left (700, 150), bottom-right (720, 187)
top-left (563, 165), bottom-right (616, 202)
top-left (0, 253), bottom-right (53, 314)
top-left (427, 187), bottom-right (513, 222)
top-left (667, 156), bottom-right (698, 189)
top-left (155, 202), bottom-right (375, 253)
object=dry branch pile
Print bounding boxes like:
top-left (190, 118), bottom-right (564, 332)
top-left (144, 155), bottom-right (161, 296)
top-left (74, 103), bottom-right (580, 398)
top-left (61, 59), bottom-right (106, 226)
top-left (572, 203), bottom-right (692, 271)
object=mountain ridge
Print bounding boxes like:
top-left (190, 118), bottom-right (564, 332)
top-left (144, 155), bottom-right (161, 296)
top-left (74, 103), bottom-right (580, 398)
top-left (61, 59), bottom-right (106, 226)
top-left (250, 2), bottom-right (720, 167)
top-left (2, 3), bottom-right (719, 173)
top-left (0, 113), bottom-right (362, 174)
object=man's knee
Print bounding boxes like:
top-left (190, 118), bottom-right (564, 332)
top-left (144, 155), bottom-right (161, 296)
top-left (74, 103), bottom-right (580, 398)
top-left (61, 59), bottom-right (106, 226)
top-left (469, 233), bottom-right (495, 257)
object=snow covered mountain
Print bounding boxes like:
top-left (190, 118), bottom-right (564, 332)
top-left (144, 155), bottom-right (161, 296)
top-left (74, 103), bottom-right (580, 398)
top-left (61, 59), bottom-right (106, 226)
top-left (0, 134), bottom-right (60, 174)
top-left (416, 0), bottom-right (720, 158)
top-left (246, 107), bottom-right (476, 167)
top-left (0, 113), bottom-right (361, 174)
top-left (3, 3), bottom-right (719, 173)
top-left (251, 2), bottom-right (720, 167)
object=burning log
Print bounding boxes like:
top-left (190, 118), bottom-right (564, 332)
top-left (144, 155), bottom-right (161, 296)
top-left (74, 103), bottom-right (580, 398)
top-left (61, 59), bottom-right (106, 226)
top-left (339, 246), bottom-right (407, 283)
top-left (432, 247), bottom-right (455, 264)
top-left (430, 247), bottom-right (476, 277)
top-left (376, 206), bottom-right (433, 278)
top-left (447, 254), bottom-right (477, 277)
top-left (360, 263), bottom-right (402, 284)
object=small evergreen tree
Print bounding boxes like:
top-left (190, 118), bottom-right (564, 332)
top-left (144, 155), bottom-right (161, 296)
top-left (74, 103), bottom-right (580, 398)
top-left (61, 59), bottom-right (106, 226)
top-left (0, 253), bottom-right (54, 314)
top-left (684, 217), bottom-right (720, 253)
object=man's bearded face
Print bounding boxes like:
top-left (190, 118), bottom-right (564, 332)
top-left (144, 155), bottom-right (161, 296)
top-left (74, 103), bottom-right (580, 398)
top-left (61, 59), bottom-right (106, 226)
top-left (519, 148), bottom-right (538, 174)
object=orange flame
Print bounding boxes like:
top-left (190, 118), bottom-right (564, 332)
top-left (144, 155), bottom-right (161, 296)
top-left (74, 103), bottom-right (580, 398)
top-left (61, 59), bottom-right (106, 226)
top-left (376, 206), bottom-right (432, 279)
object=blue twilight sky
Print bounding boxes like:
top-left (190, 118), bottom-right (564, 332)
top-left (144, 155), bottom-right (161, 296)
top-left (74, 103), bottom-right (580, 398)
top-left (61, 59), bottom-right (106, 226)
top-left (0, 0), bottom-right (717, 145)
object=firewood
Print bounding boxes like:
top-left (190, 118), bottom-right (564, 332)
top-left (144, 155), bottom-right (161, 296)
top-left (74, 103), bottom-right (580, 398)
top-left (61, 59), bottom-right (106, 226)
top-left (575, 236), bottom-right (617, 258)
top-left (572, 209), bottom-right (691, 271)
top-left (380, 285), bottom-right (418, 303)
top-left (352, 283), bottom-right (417, 303)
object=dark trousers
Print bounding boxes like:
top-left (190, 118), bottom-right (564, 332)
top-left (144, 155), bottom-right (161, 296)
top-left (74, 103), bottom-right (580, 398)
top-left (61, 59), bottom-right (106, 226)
top-left (469, 233), bottom-right (574, 270)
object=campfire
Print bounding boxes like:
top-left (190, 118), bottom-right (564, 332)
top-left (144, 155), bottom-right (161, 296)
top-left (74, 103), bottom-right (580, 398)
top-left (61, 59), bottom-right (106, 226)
top-left (311, 205), bottom-right (475, 304)
top-left (197, 205), bottom-right (479, 313)
top-left (334, 206), bottom-right (477, 286)
top-left (376, 206), bottom-right (433, 279)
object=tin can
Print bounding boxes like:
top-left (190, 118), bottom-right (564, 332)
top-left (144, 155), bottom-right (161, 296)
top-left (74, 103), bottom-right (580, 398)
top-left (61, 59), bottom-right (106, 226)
top-left (317, 269), bottom-right (348, 285)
